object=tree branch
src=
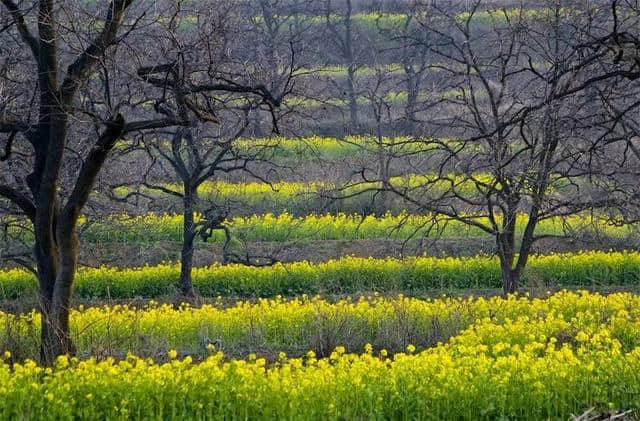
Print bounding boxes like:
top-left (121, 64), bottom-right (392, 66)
top-left (122, 118), bottom-right (187, 134)
top-left (62, 114), bottom-right (126, 222)
top-left (0, 185), bottom-right (35, 222)
top-left (0, 131), bottom-right (15, 161)
top-left (60, 0), bottom-right (135, 103)
top-left (0, 0), bottom-right (40, 58)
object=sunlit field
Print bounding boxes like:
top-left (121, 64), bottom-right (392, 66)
top-left (1, 0), bottom-right (639, 419)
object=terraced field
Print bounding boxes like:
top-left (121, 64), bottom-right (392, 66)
top-left (2, 0), bottom-right (639, 419)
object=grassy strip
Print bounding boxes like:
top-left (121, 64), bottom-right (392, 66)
top-left (2, 251), bottom-right (640, 299)
top-left (234, 135), bottom-right (444, 159)
top-left (113, 172), bottom-right (496, 216)
top-left (0, 291), bottom-right (539, 361)
top-left (119, 135), bottom-right (445, 160)
top-left (1, 289), bottom-right (638, 362)
top-left (283, 87), bottom-right (465, 108)
top-left (74, 211), bottom-right (635, 243)
top-left (8, 207), bottom-right (626, 245)
top-left (113, 171), bottom-right (501, 215)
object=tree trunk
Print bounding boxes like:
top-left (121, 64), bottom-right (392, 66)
top-left (344, 0), bottom-right (358, 131)
top-left (179, 189), bottom-right (197, 297)
top-left (36, 217), bottom-right (79, 365)
top-left (40, 300), bottom-right (75, 365)
top-left (376, 132), bottom-right (389, 215)
top-left (496, 210), bottom-right (520, 295)
top-left (1, 0), bottom-right (136, 365)
top-left (500, 265), bottom-right (520, 295)
top-left (346, 65), bottom-right (359, 130)
top-left (404, 68), bottom-right (418, 134)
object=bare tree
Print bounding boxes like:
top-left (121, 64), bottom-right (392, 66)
top-left (0, 0), bottom-right (186, 363)
top-left (383, 6), bottom-right (432, 134)
top-left (322, 0), bottom-right (365, 130)
top-left (129, 3), bottom-right (299, 296)
top-left (357, 1), bottom-right (640, 293)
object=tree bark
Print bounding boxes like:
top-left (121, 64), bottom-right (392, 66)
top-left (404, 70), bottom-right (418, 134)
top-left (179, 188), bottom-right (197, 297)
top-left (346, 65), bottom-right (359, 129)
top-left (376, 128), bottom-right (389, 215)
top-left (496, 209), bottom-right (520, 295)
top-left (40, 288), bottom-right (76, 364)
top-left (344, 0), bottom-right (359, 130)
top-left (36, 211), bottom-right (80, 365)
top-left (500, 264), bottom-right (520, 295)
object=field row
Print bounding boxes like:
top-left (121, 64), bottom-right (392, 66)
top-left (2, 251), bottom-right (639, 299)
top-left (7, 211), bottom-right (630, 245)
top-left (2, 290), bottom-right (637, 361)
top-left (184, 8), bottom-right (543, 33)
top-left (121, 170), bottom-right (573, 206)
top-left (151, 135), bottom-right (444, 160)
top-left (253, 7), bottom-right (565, 31)
top-left (1, 291), bottom-right (639, 419)
top-left (72, 211), bottom-right (637, 243)
top-left (114, 169), bottom-right (596, 217)
top-left (115, 172), bottom-right (495, 215)
top-left (284, 88), bottom-right (465, 108)
top-left (116, 135), bottom-right (454, 173)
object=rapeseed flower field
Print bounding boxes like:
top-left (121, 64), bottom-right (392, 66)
top-left (1, 291), bottom-right (640, 419)
top-left (1, 251), bottom-right (639, 299)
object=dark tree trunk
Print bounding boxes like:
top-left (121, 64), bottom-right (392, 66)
top-left (179, 189), bottom-right (197, 297)
top-left (376, 130), bottom-right (389, 215)
top-left (40, 298), bottom-right (75, 364)
top-left (496, 209), bottom-right (520, 295)
top-left (344, 0), bottom-right (359, 130)
top-left (404, 68), bottom-right (418, 134)
top-left (35, 211), bottom-right (80, 365)
top-left (346, 65), bottom-right (359, 129)
top-left (500, 265), bottom-right (520, 295)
